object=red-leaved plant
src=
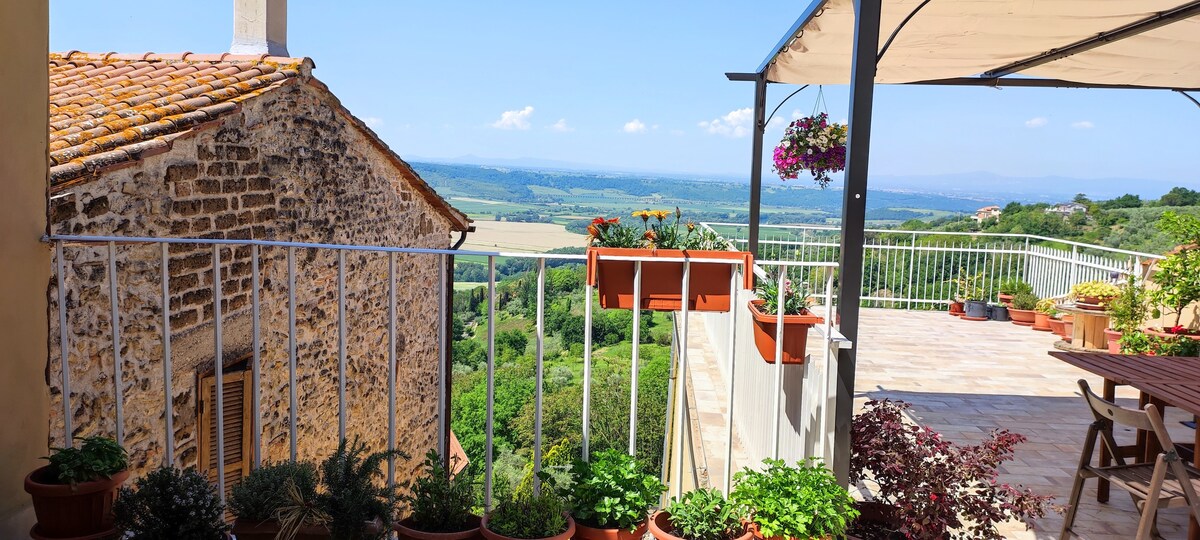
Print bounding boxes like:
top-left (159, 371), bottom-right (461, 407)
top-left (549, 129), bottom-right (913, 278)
top-left (850, 400), bottom-right (1049, 540)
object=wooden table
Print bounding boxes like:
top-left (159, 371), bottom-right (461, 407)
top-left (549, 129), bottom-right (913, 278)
top-left (1055, 305), bottom-right (1111, 351)
top-left (1051, 351), bottom-right (1200, 539)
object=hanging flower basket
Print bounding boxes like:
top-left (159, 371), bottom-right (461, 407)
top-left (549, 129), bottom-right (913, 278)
top-left (772, 112), bottom-right (848, 187)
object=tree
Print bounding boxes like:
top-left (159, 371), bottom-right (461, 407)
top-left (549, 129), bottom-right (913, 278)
top-left (496, 330), bottom-right (528, 356)
top-left (1101, 193), bottom-right (1142, 209)
top-left (1160, 187), bottom-right (1200, 207)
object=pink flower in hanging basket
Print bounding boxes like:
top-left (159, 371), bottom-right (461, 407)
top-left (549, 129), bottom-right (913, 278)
top-left (772, 112), bottom-right (848, 187)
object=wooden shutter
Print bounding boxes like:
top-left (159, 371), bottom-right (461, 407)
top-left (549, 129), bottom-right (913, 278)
top-left (198, 370), bottom-right (253, 492)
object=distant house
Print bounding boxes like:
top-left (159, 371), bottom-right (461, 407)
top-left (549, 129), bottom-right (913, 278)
top-left (1046, 202), bottom-right (1088, 216)
top-left (973, 205), bottom-right (1001, 223)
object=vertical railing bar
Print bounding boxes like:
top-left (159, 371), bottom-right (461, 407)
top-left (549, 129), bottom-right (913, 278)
top-left (160, 243), bottom-right (174, 465)
top-left (532, 258), bottom-right (546, 496)
top-left (438, 254), bottom-right (448, 459)
top-left (485, 256), bottom-right (496, 509)
top-left (287, 247), bottom-right (298, 461)
top-left (771, 263), bottom-right (785, 459)
top-left (582, 277), bottom-right (594, 462)
top-left (56, 241), bottom-right (73, 447)
top-left (629, 261), bottom-right (642, 455)
top-left (822, 269), bottom-right (835, 459)
top-left (337, 249), bottom-right (347, 442)
top-left (388, 252), bottom-right (397, 489)
top-left (907, 233), bottom-right (916, 309)
top-left (251, 244), bottom-right (262, 468)
top-left (107, 242), bottom-right (125, 444)
top-left (671, 260), bottom-right (692, 499)
top-left (722, 263), bottom-right (739, 494)
top-left (212, 244), bottom-right (226, 504)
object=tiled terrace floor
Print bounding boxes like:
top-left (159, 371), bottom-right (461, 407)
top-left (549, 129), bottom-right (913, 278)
top-left (691, 308), bottom-right (1197, 539)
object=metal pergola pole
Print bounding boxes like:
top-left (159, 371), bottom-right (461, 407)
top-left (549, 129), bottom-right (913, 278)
top-left (747, 74), bottom-right (767, 257)
top-left (831, 0), bottom-right (882, 485)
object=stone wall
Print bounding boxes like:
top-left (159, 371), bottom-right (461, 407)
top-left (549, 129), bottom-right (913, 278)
top-left (48, 79), bottom-right (454, 486)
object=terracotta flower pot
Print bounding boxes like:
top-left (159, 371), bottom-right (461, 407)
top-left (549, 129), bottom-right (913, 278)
top-left (1009, 308), bottom-right (1036, 326)
top-left (480, 513), bottom-right (575, 540)
top-left (1063, 320), bottom-right (1074, 342)
top-left (1105, 328), bottom-right (1122, 353)
top-left (575, 519), bottom-right (647, 540)
top-left (1048, 318), bottom-right (1066, 338)
top-left (648, 511), bottom-right (752, 540)
top-left (949, 301), bottom-right (965, 316)
top-left (1145, 327), bottom-right (1200, 340)
top-left (232, 519), bottom-right (335, 540)
top-left (396, 515), bottom-right (482, 540)
top-left (24, 466), bottom-right (128, 539)
top-left (1032, 312), bottom-right (1053, 331)
top-left (748, 300), bottom-right (823, 364)
top-left (997, 293), bottom-right (1013, 306)
top-left (746, 521), bottom-right (836, 540)
top-left (586, 247), bottom-right (753, 312)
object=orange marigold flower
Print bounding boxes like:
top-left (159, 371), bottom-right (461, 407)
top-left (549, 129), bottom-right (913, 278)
top-left (643, 230), bottom-right (657, 240)
top-left (652, 209), bottom-right (670, 220)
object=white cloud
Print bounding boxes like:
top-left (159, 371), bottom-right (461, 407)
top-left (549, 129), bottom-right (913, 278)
top-left (549, 118), bottom-right (573, 132)
top-left (1071, 120), bottom-right (1095, 129)
top-left (623, 119), bottom-right (647, 133)
top-left (699, 108), bottom-right (754, 138)
top-left (492, 106), bottom-right (534, 130)
top-left (363, 117), bottom-right (384, 128)
top-left (1024, 117), bottom-right (1048, 128)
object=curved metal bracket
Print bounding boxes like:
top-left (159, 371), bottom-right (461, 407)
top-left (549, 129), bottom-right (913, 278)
top-left (1176, 90), bottom-right (1200, 109)
top-left (877, 0), bottom-right (933, 63)
top-left (765, 84), bottom-right (810, 128)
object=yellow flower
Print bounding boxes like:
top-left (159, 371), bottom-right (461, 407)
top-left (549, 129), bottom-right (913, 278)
top-left (652, 209), bottom-right (671, 221)
top-left (632, 210), bottom-right (651, 222)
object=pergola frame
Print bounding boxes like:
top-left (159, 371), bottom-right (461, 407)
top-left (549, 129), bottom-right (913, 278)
top-left (729, 0), bottom-right (1200, 484)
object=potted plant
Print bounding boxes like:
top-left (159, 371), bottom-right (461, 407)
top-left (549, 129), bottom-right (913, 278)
top-left (996, 279), bottom-right (1032, 307)
top-left (481, 490), bottom-right (574, 540)
top-left (948, 270), bottom-right (985, 320)
top-left (314, 438), bottom-right (405, 539)
top-left (585, 209), bottom-right (753, 312)
top-left (1032, 298), bottom-right (1055, 332)
top-left (230, 461), bottom-right (321, 540)
top-left (1146, 211), bottom-right (1200, 338)
top-left (24, 436), bottom-right (129, 539)
top-left (771, 112), bottom-right (848, 188)
top-left (1048, 313), bottom-right (1067, 339)
top-left (396, 450), bottom-right (480, 540)
top-left (1070, 280), bottom-right (1120, 310)
top-left (747, 276), bottom-right (823, 364)
top-left (113, 466), bottom-right (229, 539)
top-left (987, 303), bottom-right (1009, 322)
top-left (1007, 292), bottom-right (1038, 326)
top-left (649, 488), bottom-right (750, 540)
top-left (849, 400), bottom-right (1049, 540)
top-left (562, 449), bottom-right (665, 540)
top-left (730, 459), bottom-right (858, 540)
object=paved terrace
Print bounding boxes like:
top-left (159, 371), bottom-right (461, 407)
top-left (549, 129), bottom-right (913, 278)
top-left (689, 308), bottom-right (1197, 539)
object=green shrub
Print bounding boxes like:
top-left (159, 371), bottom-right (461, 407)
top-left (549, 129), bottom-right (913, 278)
top-left (1107, 275), bottom-right (1149, 333)
top-left (1010, 292), bottom-right (1039, 311)
top-left (402, 450), bottom-right (477, 532)
top-left (730, 459), bottom-right (857, 540)
top-left (44, 436), bottom-right (128, 486)
top-left (662, 488), bottom-right (745, 540)
top-left (487, 490), bottom-right (569, 539)
top-left (318, 438), bottom-right (407, 540)
top-left (229, 461), bottom-right (318, 522)
top-left (113, 467), bottom-right (228, 540)
top-left (563, 449), bottom-right (665, 530)
top-left (997, 279), bottom-right (1033, 297)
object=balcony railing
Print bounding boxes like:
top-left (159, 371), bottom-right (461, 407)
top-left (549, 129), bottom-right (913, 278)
top-left (703, 222), bottom-right (1162, 307)
top-left (46, 234), bottom-right (849, 508)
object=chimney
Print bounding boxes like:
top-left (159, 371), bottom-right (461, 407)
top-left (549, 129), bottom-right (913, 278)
top-left (231, 0), bottom-right (288, 56)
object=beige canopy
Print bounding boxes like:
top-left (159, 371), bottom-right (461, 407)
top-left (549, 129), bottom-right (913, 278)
top-left (763, 0), bottom-right (1200, 90)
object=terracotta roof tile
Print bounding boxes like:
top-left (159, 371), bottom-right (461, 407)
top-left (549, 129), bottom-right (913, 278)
top-left (48, 52), bottom-right (312, 185)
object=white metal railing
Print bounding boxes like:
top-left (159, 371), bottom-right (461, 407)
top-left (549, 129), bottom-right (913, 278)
top-left (703, 223), bottom-right (1162, 307)
top-left (46, 234), bottom-right (848, 508)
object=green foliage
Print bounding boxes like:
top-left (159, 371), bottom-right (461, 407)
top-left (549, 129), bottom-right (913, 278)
top-left (1035, 298), bottom-right (1057, 315)
top-left (997, 279), bottom-right (1033, 296)
top-left (948, 269), bottom-right (984, 301)
top-left (1120, 331), bottom-right (1200, 356)
top-left (1107, 275), bottom-right (1150, 334)
top-left (44, 436), bottom-right (128, 486)
top-left (486, 489), bottom-right (569, 539)
top-left (754, 275), bottom-right (812, 316)
top-left (1161, 210), bottom-right (1200, 246)
top-left (515, 439), bottom-right (574, 500)
top-left (114, 467), bottom-right (228, 540)
top-left (318, 438), bottom-right (407, 540)
top-left (663, 489), bottom-right (746, 540)
top-left (587, 210), bottom-right (730, 250)
top-left (402, 450), bottom-right (477, 533)
top-left (563, 450), bottom-right (665, 530)
top-left (1150, 248), bottom-right (1200, 326)
top-left (1010, 292), bottom-right (1039, 311)
top-left (1071, 280), bottom-right (1120, 300)
top-left (1101, 194), bottom-right (1143, 210)
top-left (730, 459), bottom-right (858, 540)
top-left (229, 461), bottom-right (319, 522)
top-left (1160, 187), bottom-right (1200, 208)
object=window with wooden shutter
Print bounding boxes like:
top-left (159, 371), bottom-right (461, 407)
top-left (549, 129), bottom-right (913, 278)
top-left (197, 369), bottom-right (253, 493)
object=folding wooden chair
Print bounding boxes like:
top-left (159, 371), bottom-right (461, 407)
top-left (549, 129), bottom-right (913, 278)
top-left (1061, 379), bottom-right (1200, 539)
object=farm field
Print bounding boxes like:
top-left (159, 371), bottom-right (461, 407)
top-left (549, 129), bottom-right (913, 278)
top-left (460, 220), bottom-right (588, 253)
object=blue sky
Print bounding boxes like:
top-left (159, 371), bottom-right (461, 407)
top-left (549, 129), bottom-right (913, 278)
top-left (51, 1), bottom-right (1197, 186)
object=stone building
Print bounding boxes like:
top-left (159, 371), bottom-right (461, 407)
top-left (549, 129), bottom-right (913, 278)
top-left (46, 51), bottom-right (471, 485)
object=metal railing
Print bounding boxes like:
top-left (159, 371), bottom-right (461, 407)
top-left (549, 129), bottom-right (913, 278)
top-left (47, 234), bottom-right (848, 508)
top-left (703, 223), bottom-right (1162, 307)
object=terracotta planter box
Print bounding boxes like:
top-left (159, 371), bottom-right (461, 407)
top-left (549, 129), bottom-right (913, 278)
top-left (24, 466), bottom-right (128, 539)
top-left (481, 513), bottom-right (574, 540)
top-left (648, 511), bottom-right (751, 540)
top-left (1009, 308), bottom-right (1036, 326)
top-left (575, 519), bottom-right (647, 540)
top-left (1105, 328), bottom-right (1122, 353)
top-left (586, 247), bottom-right (753, 312)
top-left (395, 516), bottom-right (482, 540)
top-left (748, 300), bottom-right (823, 364)
top-left (1048, 318), bottom-right (1066, 338)
top-left (1032, 312), bottom-right (1053, 331)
